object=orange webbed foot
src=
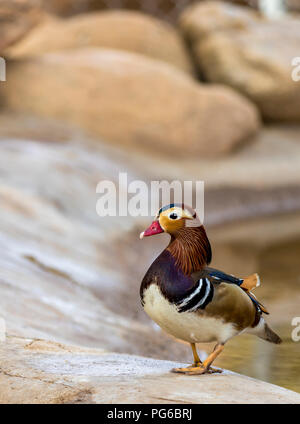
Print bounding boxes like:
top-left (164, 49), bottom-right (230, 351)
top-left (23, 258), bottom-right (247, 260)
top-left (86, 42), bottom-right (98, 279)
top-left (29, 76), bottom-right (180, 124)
top-left (171, 365), bottom-right (222, 375)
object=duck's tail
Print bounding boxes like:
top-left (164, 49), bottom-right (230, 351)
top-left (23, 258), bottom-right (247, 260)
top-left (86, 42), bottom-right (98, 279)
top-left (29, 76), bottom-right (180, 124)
top-left (248, 318), bottom-right (282, 344)
top-left (261, 322), bottom-right (282, 344)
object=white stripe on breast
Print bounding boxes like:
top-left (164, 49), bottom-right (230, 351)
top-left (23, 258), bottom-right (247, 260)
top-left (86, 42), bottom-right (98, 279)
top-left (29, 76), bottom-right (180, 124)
top-left (178, 278), bottom-right (203, 307)
top-left (189, 278), bottom-right (211, 311)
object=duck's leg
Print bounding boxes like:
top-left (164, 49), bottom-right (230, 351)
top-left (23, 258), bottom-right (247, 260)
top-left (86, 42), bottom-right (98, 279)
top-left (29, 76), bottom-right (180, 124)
top-left (172, 343), bottom-right (224, 375)
top-left (188, 343), bottom-right (224, 375)
top-left (172, 343), bottom-right (202, 373)
top-left (191, 343), bottom-right (202, 367)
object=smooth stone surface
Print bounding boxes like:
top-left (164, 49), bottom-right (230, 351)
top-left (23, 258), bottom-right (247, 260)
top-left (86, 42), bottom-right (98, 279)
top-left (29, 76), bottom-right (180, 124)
top-left (1, 337), bottom-right (300, 404)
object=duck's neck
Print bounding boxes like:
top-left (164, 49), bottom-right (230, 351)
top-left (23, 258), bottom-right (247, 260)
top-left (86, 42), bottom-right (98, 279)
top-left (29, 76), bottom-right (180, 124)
top-left (167, 226), bottom-right (212, 275)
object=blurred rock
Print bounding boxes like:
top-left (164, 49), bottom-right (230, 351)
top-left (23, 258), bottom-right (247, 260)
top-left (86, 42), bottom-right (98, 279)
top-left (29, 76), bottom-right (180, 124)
top-left (37, 0), bottom-right (250, 19)
top-left (0, 0), bottom-right (44, 52)
top-left (180, 1), bottom-right (300, 121)
top-left (286, 0), bottom-right (300, 12)
top-left (40, 0), bottom-right (93, 16)
top-left (2, 48), bottom-right (260, 156)
top-left (0, 135), bottom-right (190, 361)
top-left (248, 0), bottom-right (300, 14)
top-left (7, 10), bottom-right (194, 75)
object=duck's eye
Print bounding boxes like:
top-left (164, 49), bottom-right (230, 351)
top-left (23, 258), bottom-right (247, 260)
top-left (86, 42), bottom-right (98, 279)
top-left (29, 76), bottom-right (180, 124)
top-left (169, 212), bottom-right (178, 220)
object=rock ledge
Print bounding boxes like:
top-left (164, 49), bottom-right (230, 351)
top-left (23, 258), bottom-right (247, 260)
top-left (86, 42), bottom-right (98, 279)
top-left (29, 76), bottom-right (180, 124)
top-left (1, 336), bottom-right (300, 404)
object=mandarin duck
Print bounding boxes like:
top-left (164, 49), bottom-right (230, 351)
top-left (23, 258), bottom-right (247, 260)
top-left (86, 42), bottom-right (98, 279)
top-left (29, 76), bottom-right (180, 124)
top-left (139, 204), bottom-right (281, 375)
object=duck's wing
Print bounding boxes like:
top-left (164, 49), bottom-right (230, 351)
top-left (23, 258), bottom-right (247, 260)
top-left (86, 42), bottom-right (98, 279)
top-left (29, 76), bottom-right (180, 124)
top-left (204, 267), bottom-right (269, 314)
top-left (205, 267), bottom-right (260, 290)
top-left (175, 267), bottom-right (268, 315)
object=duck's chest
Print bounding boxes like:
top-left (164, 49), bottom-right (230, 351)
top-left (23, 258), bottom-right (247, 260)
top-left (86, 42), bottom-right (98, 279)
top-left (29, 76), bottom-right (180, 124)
top-left (140, 249), bottom-right (195, 305)
top-left (143, 283), bottom-right (235, 343)
top-left (140, 250), bottom-right (235, 343)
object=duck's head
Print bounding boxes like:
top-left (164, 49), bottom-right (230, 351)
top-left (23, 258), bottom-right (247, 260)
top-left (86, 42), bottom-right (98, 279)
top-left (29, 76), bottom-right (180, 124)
top-left (140, 204), bottom-right (201, 239)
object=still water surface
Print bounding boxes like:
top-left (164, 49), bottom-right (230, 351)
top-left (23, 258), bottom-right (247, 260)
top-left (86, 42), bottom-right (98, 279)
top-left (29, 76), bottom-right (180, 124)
top-left (203, 213), bottom-right (300, 393)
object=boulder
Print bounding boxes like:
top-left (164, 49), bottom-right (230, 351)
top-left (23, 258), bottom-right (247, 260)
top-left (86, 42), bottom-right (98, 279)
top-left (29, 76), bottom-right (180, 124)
top-left (0, 0), bottom-right (43, 53)
top-left (2, 48), bottom-right (260, 156)
top-left (7, 10), bottom-right (194, 75)
top-left (39, 0), bottom-right (93, 16)
top-left (180, 1), bottom-right (300, 121)
top-left (37, 0), bottom-right (251, 19)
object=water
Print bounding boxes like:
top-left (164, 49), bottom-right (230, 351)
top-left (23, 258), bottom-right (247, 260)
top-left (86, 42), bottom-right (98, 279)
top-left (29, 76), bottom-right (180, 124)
top-left (203, 212), bottom-right (300, 393)
top-left (213, 323), bottom-right (300, 393)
